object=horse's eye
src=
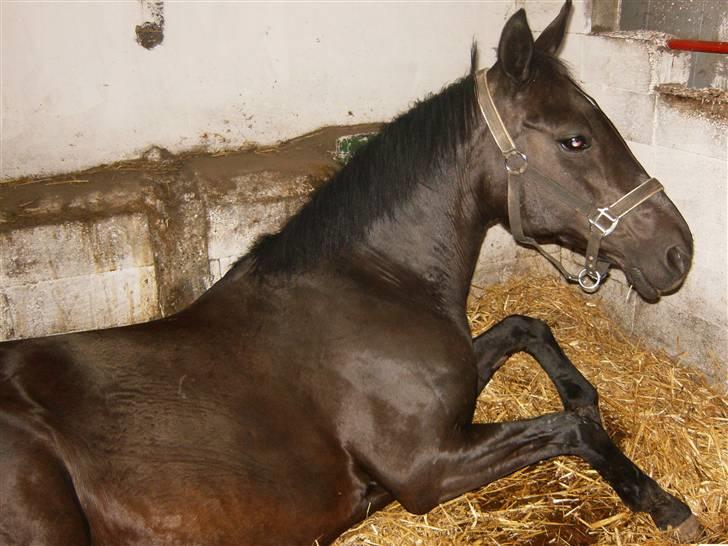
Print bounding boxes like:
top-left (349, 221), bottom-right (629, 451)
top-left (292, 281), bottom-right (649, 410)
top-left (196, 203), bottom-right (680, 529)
top-left (559, 136), bottom-right (590, 152)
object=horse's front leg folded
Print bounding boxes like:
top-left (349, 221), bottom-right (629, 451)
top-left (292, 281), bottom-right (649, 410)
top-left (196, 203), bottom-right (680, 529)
top-left (473, 315), bottom-right (600, 423)
top-left (378, 411), bottom-right (700, 541)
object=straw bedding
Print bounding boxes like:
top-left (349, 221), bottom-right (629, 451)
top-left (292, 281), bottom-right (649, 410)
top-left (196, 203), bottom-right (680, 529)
top-left (334, 275), bottom-right (727, 545)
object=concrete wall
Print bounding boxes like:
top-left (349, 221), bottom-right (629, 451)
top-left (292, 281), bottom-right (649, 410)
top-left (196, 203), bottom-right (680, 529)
top-left (1, 0), bottom-right (515, 180)
top-left (1, 1), bottom-right (726, 385)
top-left (619, 0), bottom-right (728, 88)
top-left (0, 126), bottom-right (358, 339)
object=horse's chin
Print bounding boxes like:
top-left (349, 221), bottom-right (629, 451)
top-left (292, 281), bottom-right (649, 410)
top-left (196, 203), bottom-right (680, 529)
top-left (624, 267), bottom-right (661, 303)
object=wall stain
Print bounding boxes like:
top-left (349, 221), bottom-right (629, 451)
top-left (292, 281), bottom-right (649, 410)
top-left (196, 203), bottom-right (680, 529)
top-left (656, 83), bottom-right (728, 122)
top-left (136, 1), bottom-right (164, 50)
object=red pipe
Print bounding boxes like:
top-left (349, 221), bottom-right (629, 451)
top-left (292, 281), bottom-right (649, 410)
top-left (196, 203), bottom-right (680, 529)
top-left (666, 39), bottom-right (728, 54)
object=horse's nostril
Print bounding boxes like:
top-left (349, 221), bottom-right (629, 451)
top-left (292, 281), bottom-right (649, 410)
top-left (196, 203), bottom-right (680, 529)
top-left (666, 245), bottom-right (691, 276)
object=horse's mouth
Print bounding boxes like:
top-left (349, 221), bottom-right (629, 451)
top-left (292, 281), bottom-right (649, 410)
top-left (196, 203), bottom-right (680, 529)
top-left (624, 267), bottom-right (661, 303)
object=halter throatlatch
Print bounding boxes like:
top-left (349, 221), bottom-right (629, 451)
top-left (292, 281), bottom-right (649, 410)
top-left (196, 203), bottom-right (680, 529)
top-left (475, 69), bottom-right (664, 293)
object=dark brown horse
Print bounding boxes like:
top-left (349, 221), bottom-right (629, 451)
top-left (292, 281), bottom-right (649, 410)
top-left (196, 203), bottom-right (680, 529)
top-left (0, 3), bottom-right (701, 545)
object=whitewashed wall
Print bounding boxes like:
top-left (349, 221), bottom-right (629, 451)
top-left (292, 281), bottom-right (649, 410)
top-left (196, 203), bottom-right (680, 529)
top-left (2, 1), bottom-right (518, 179)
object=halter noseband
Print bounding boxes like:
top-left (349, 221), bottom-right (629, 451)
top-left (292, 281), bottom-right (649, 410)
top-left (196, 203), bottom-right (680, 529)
top-left (475, 69), bottom-right (664, 293)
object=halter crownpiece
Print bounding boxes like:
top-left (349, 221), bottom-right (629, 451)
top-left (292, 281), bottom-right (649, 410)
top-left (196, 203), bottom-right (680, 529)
top-left (475, 69), bottom-right (664, 293)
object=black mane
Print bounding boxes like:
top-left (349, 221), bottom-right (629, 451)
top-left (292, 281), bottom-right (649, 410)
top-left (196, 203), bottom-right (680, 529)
top-left (250, 47), bottom-right (482, 275)
top-left (248, 46), bottom-right (572, 275)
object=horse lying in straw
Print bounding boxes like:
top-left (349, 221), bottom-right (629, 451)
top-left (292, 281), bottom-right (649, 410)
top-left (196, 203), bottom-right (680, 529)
top-left (0, 1), bottom-right (701, 544)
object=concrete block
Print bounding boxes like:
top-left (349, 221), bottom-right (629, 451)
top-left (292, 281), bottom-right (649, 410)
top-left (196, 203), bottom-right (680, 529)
top-left (0, 266), bottom-right (158, 340)
top-left (586, 84), bottom-right (656, 145)
top-left (91, 214), bottom-right (155, 272)
top-left (619, 0), bottom-right (648, 31)
top-left (625, 140), bottom-right (656, 173)
top-left (207, 256), bottom-right (242, 286)
top-left (204, 171), bottom-right (316, 206)
top-left (219, 256), bottom-right (239, 278)
top-left (474, 224), bottom-right (564, 287)
top-left (652, 48), bottom-right (692, 87)
top-left (207, 200), bottom-right (296, 262)
top-left (208, 259), bottom-right (222, 286)
top-left (0, 214), bottom-right (153, 286)
top-left (479, 224), bottom-right (529, 264)
top-left (518, 0), bottom-right (592, 34)
top-left (558, 32), bottom-right (583, 81)
top-left (0, 292), bottom-right (14, 340)
top-left (632, 305), bottom-right (727, 388)
top-left (655, 97), bottom-right (727, 161)
top-left (582, 35), bottom-right (653, 93)
top-left (1, 223), bottom-right (92, 285)
top-left (202, 170), bottom-right (314, 264)
top-left (472, 253), bottom-right (555, 289)
top-left (652, 146), bottom-right (727, 328)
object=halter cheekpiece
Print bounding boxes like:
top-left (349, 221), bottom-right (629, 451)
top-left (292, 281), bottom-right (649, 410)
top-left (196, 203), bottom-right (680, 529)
top-left (475, 69), bottom-right (664, 293)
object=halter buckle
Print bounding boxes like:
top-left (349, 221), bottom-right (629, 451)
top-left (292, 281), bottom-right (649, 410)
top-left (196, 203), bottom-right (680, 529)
top-left (504, 150), bottom-right (528, 175)
top-left (578, 268), bottom-right (602, 293)
top-left (589, 207), bottom-right (619, 237)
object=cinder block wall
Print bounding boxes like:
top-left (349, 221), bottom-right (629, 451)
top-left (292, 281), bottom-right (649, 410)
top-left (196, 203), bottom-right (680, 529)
top-left (1, 2), bottom-right (726, 386)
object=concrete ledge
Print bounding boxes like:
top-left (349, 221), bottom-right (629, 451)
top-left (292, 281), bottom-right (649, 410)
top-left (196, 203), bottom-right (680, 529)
top-left (1, 267), bottom-right (158, 340)
top-left (0, 124), bottom-right (376, 339)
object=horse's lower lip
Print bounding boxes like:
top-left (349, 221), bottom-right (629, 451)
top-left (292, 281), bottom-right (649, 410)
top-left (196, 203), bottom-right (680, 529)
top-left (625, 267), bottom-right (660, 302)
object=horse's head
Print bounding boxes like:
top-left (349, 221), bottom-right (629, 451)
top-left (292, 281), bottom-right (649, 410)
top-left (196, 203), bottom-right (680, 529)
top-left (483, 1), bottom-right (693, 302)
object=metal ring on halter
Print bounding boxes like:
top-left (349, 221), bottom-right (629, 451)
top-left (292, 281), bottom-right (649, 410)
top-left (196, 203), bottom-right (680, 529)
top-left (504, 150), bottom-right (528, 174)
top-left (578, 268), bottom-right (602, 292)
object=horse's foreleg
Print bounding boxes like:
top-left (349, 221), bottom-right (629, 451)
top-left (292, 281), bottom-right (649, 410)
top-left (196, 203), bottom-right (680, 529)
top-left (473, 315), bottom-right (599, 420)
top-left (393, 412), bottom-right (695, 537)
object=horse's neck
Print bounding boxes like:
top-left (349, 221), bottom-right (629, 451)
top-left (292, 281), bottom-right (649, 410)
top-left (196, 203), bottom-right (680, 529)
top-left (355, 135), bottom-right (503, 318)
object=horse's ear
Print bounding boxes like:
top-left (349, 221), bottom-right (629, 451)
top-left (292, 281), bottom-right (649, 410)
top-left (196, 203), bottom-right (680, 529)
top-left (534, 0), bottom-right (572, 55)
top-left (497, 9), bottom-right (534, 83)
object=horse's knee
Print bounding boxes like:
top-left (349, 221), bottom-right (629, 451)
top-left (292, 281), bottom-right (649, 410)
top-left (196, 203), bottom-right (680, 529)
top-left (520, 316), bottom-right (555, 343)
top-left (497, 315), bottom-right (553, 343)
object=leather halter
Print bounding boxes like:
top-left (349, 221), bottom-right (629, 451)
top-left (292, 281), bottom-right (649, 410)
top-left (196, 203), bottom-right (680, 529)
top-left (475, 69), bottom-right (664, 292)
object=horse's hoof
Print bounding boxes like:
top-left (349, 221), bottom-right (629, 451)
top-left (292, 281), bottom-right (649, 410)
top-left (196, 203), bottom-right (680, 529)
top-left (671, 514), bottom-right (704, 543)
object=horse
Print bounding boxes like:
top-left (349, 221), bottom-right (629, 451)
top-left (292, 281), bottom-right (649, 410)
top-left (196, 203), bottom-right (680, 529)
top-left (0, 2), bottom-right (701, 544)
